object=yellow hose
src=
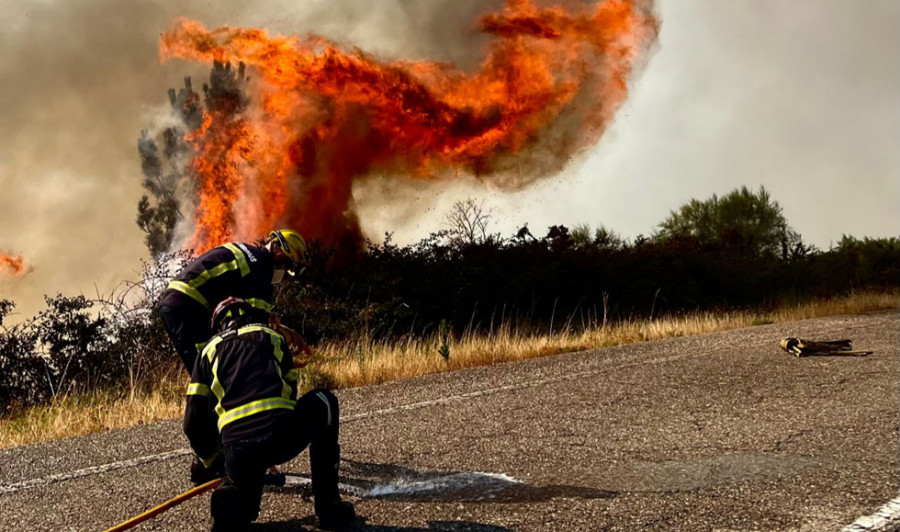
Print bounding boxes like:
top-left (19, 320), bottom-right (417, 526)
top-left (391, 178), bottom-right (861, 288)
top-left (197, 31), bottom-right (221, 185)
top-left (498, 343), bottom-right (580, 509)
top-left (101, 478), bottom-right (221, 532)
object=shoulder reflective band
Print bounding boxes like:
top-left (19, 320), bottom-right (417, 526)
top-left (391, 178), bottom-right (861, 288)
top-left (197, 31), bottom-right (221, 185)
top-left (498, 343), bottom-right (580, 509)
top-left (167, 245), bottom-right (253, 308)
top-left (217, 397), bottom-right (297, 431)
top-left (187, 383), bottom-right (210, 397)
top-left (167, 280), bottom-right (211, 310)
top-left (179, 251), bottom-right (244, 291)
top-left (237, 325), bottom-right (280, 341)
top-left (222, 243), bottom-right (251, 277)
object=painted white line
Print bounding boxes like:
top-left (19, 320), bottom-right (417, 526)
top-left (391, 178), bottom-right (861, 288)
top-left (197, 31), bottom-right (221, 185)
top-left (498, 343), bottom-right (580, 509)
top-left (0, 350), bottom-right (706, 496)
top-left (0, 449), bottom-right (191, 495)
top-left (841, 496), bottom-right (900, 532)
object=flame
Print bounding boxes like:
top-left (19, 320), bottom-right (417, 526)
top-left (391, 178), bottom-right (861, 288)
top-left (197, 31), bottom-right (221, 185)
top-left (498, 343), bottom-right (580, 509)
top-left (0, 251), bottom-right (26, 277)
top-left (160, 0), bottom-right (658, 253)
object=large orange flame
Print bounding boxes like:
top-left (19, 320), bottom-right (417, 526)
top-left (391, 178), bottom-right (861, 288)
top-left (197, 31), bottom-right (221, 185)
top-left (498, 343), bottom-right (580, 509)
top-left (160, 0), bottom-right (658, 253)
top-left (0, 252), bottom-right (26, 277)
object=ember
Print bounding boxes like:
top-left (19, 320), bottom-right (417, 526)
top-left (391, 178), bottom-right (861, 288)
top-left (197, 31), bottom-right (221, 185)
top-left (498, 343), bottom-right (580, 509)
top-left (157, 0), bottom-right (658, 254)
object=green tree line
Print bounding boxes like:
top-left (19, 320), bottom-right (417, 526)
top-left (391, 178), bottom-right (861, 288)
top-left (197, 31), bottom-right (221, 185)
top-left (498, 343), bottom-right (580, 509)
top-left (276, 188), bottom-right (897, 343)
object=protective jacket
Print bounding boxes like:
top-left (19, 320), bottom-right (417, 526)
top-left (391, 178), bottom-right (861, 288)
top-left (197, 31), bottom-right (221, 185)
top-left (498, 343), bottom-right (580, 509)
top-left (184, 324), bottom-right (299, 464)
top-left (159, 242), bottom-right (275, 319)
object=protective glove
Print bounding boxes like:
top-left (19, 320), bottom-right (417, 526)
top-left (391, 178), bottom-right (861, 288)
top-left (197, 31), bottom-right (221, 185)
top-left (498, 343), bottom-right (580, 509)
top-left (190, 452), bottom-right (224, 486)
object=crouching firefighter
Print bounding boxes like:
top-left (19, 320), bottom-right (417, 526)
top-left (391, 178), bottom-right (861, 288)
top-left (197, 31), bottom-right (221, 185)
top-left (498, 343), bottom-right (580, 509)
top-left (184, 297), bottom-right (356, 532)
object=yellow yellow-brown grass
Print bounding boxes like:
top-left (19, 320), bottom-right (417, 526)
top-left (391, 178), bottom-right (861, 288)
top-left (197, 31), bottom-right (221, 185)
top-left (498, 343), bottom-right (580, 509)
top-left (1, 291), bottom-right (895, 450)
top-left (0, 370), bottom-right (185, 450)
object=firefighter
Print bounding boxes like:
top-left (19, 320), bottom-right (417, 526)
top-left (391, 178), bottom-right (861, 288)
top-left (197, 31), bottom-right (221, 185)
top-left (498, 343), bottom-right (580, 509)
top-left (157, 229), bottom-right (309, 372)
top-left (184, 297), bottom-right (356, 532)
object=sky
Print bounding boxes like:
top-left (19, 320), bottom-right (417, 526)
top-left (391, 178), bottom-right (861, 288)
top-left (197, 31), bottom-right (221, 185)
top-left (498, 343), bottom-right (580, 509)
top-left (1, 0), bottom-right (898, 320)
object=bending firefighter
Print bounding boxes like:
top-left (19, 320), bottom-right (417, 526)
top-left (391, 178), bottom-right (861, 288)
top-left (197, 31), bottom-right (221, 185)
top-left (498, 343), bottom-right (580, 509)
top-left (184, 297), bottom-right (356, 531)
top-left (158, 229), bottom-right (309, 372)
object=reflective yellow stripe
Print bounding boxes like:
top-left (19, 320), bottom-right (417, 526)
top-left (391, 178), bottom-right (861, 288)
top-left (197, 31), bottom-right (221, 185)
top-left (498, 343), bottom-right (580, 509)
top-left (271, 333), bottom-right (285, 364)
top-left (217, 397), bottom-right (296, 431)
top-left (199, 451), bottom-right (220, 469)
top-left (168, 280), bottom-right (211, 310)
top-left (236, 325), bottom-right (281, 341)
top-left (168, 244), bottom-right (255, 309)
top-left (203, 336), bottom-right (224, 363)
top-left (223, 243), bottom-right (251, 277)
top-left (211, 357), bottom-right (226, 421)
top-left (285, 369), bottom-right (299, 382)
top-left (269, 335), bottom-right (294, 399)
top-left (187, 383), bottom-right (210, 396)
top-left (186, 259), bottom-right (242, 290)
top-left (245, 298), bottom-right (273, 314)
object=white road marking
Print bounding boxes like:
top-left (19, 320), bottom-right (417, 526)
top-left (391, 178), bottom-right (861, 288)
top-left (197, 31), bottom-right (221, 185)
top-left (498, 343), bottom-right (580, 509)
top-left (0, 449), bottom-right (190, 495)
top-left (841, 496), bottom-right (900, 532)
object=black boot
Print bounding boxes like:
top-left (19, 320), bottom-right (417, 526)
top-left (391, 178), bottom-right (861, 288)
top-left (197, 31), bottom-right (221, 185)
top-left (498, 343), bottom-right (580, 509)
top-left (310, 444), bottom-right (356, 530)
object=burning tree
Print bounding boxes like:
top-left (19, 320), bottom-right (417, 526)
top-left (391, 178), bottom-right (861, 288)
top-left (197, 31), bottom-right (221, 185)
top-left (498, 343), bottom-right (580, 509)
top-left (138, 0), bottom-right (658, 257)
top-left (137, 62), bottom-right (249, 257)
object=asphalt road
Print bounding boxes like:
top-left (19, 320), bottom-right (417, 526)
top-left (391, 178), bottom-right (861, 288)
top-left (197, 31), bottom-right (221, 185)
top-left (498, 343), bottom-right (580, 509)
top-left (1, 310), bottom-right (897, 532)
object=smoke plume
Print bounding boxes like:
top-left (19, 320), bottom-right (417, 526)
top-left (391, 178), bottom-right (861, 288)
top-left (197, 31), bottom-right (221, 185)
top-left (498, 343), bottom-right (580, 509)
top-left (150, 0), bottom-right (659, 253)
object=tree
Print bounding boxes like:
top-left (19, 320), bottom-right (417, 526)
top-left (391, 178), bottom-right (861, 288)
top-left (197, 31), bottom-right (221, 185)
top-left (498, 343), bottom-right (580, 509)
top-left (571, 224), bottom-right (593, 249)
top-left (571, 223), bottom-right (625, 251)
top-left (444, 198), bottom-right (493, 245)
top-left (136, 62), bottom-right (250, 257)
top-left (593, 225), bottom-right (625, 251)
top-left (656, 186), bottom-right (799, 258)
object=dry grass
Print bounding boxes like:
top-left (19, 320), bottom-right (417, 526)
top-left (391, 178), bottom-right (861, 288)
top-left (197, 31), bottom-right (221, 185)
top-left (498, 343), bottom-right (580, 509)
top-left (0, 371), bottom-right (185, 450)
top-left (314, 290), bottom-right (898, 389)
top-left (1, 291), bottom-right (895, 449)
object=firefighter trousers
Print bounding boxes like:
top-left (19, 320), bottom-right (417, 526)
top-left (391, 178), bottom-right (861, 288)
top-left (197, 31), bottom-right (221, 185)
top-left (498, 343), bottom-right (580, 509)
top-left (210, 389), bottom-right (342, 529)
top-left (157, 292), bottom-right (211, 371)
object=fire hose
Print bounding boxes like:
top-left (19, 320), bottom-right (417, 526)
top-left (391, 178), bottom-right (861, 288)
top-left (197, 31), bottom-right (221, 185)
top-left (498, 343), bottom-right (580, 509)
top-left (101, 471), bottom-right (287, 532)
